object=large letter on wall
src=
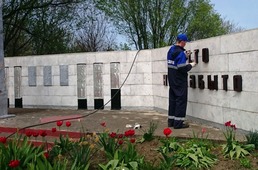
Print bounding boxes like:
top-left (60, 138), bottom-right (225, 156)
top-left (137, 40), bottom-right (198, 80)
top-left (189, 75), bottom-right (196, 88)
top-left (233, 75), bottom-right (242, 92)
top-left (93, 63), bottom-right (104, 109)
top-left (77, 64), bottom-right (87, 109)
top-left (198, 75), bottom-right (205, 89)
top-left (208, 75), bottom-right (218, 90)
top-left (14, 66), bottom-right (22, 108)
top-left (222, 75), bottom-right (228, 91)
top-left (110, 62), bottom-right (121, 110)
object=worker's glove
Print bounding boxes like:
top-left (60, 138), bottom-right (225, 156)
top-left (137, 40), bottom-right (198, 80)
top-left (190, 62), bottom-right (197, 67)
top-left (185, 50), bottom-right (192, 58)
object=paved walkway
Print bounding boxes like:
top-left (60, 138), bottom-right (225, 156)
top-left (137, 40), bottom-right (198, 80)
top-left (0, 108), bottom-right (247, 142)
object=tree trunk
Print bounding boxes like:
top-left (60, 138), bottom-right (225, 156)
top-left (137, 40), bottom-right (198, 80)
top-left (0, 1), bottom-right (8, 116)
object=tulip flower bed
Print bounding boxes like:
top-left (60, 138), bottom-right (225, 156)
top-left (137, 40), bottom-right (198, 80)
top-left (0, 120), bottom-right (258, 170)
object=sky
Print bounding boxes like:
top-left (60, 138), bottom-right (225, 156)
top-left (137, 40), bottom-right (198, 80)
top-left (210, 0), bottom-right (258, 30)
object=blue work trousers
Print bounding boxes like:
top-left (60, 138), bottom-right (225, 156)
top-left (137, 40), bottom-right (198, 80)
top-left (168, 86), bottom-right (188, 128)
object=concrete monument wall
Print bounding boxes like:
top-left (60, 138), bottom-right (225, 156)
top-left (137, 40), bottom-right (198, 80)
top-left (4, 28), bottom-right (258, 131)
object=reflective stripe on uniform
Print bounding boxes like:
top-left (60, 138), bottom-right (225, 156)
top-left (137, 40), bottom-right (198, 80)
top-left (167, 60), bottom-right (174, 64)
top-left (168, 65), bottom-right (178, 69)
top-left (168, 116), bottom-right (185, 120)
top-left (177, 63), bottom-right (187, 68)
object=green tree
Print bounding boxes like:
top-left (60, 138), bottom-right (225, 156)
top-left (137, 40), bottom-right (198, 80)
top-left (186, 0), bottom-right (244, 41)
top-left (95, 0), bottom-right (243, 49)
top-left (3, 0), bottom-right (81, 57)
top-left (72, 0), bottom-right (117, 52)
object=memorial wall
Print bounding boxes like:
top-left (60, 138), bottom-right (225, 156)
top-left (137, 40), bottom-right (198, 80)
top-left (5, 28), bottom-right (258, 131)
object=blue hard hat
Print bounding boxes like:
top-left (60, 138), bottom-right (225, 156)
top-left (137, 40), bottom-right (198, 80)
top-left (177, 34), bottom-right (190, 42)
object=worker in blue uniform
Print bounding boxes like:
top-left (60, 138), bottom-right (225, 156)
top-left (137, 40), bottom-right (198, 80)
top-left (167, 34), bottom-right (196, 129)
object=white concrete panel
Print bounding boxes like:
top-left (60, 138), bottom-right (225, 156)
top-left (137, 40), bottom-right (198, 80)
top-left (103, 86), bottom-right (110, 96)
top-left (48, 86), bottom-right (76, 96)
top-left (86, 64), bottom-right (94, 75)
top-left (192, 54), bottom-right (229, 73)
top-left (22, 66), bottom-right (28, 76)
top-left (22, 77), bottom-right (28, 86)
top-left (143, 73), bottom-right (153, 85)
top-left (188, 88), bottom-right (230, 108)
top-left (61, 96), bottom-right (77, 106)
top-left (120, 85), bottom-right (131, 95)
top-left (120, 62), bottom-right (137, 74)
top-left (132, 50), bottom-right (151, 62)
top-left (228, 91), bottom-right (258, 113)
top-left (103, 96), bottom-right (110, 107)
top-left (241, 72), bottom-right (258, 92)
top-left (153, 96), bottom-right (168, 110)
top-left (229, 51), bottom-right (258, 72)
top-left (187, 102), bottom-right (224, 123)
top-left (37, 76), bottom-right (43, 86)
top-left (136, 62), bottom-right (152, 73)
top-left (82, 53), bottom-right (96, 64)
top-left (87, 98), bottom-right (94, 108)
top-left (121, 73), bottom-right (144, 85)
top-left (23, 86), bottom-right (49, 96)
top-left (37, 55), bottom-right (59, 66)
top-left (52, 66), bottom-right (59, 76)
top-left (122, 96), bottom-right (153, 107)
top-left (221, 30), bottom-right (258, 54)
top-left (190, 36), bottom-right (221, 56)
top-left (69, 76), bottom-right (77, 86)
top-left (58, 54), bottom-right (75, 65)
top-left (87, 85), bottom-right (94, 96)
top-left (152, 73), bottom-right (165, 85)
top-left (52, 76), bottom-right (59, 86)
top-left (69, 65), bottom-right (76, 76)
top-left (126, 50), bottom-right (144, 63)
top-left (151, 47), bottom-right (170, 61)
top-left (24, 96), bottom-right (62, 106)
top-left (152, 85), bottom-right (168, 98)
top-left (130, 85), bottom-right (153, 95)
top-left (152, 61), bottom-right (167, 73)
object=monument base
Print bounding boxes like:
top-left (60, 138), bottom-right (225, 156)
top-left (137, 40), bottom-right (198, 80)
top-left (0, 114), bottom-right (15, 119)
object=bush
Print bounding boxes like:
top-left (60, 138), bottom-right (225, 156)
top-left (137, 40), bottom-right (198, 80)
top-left (246, 131), bottom-right (258, 150)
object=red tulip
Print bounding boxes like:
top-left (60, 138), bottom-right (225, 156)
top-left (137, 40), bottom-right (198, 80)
top-left (66, 121), bottom-right (71, 127)
top-left (0, 137), bottom-right (7, 144)
top-left (33, 131), bottom-right (39, 137)
top-left (8, 160), bottom-right (20, 168)
top-left (44, 152), bottom-right (49, 159)
top-left (224, 121), bottom-right (231, 127)
top-left (231, 124), bottom-right (237, 130)
top-left (130, 138), bottom-right (136, 143)
top-left (124, 129), bottom-right (135, 137)
top-left (201, 128), bottom-right (206, 134)
top-left (109, 132), bottom-right (117, 138)
top-left (39, 130), bottom-right (47, 137)
top-left (52, 128), bottom-right (57, 133)
top-left (118, 140), bottom-right (124, 145)
top-left (100, 122), bottom-right (106, 127)
top-left (25, 131), bottom-right (32, 137)
top-left (56, 121), bottom-right (63, 127)
top-left (163, 128), bottom-right (172, 137)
